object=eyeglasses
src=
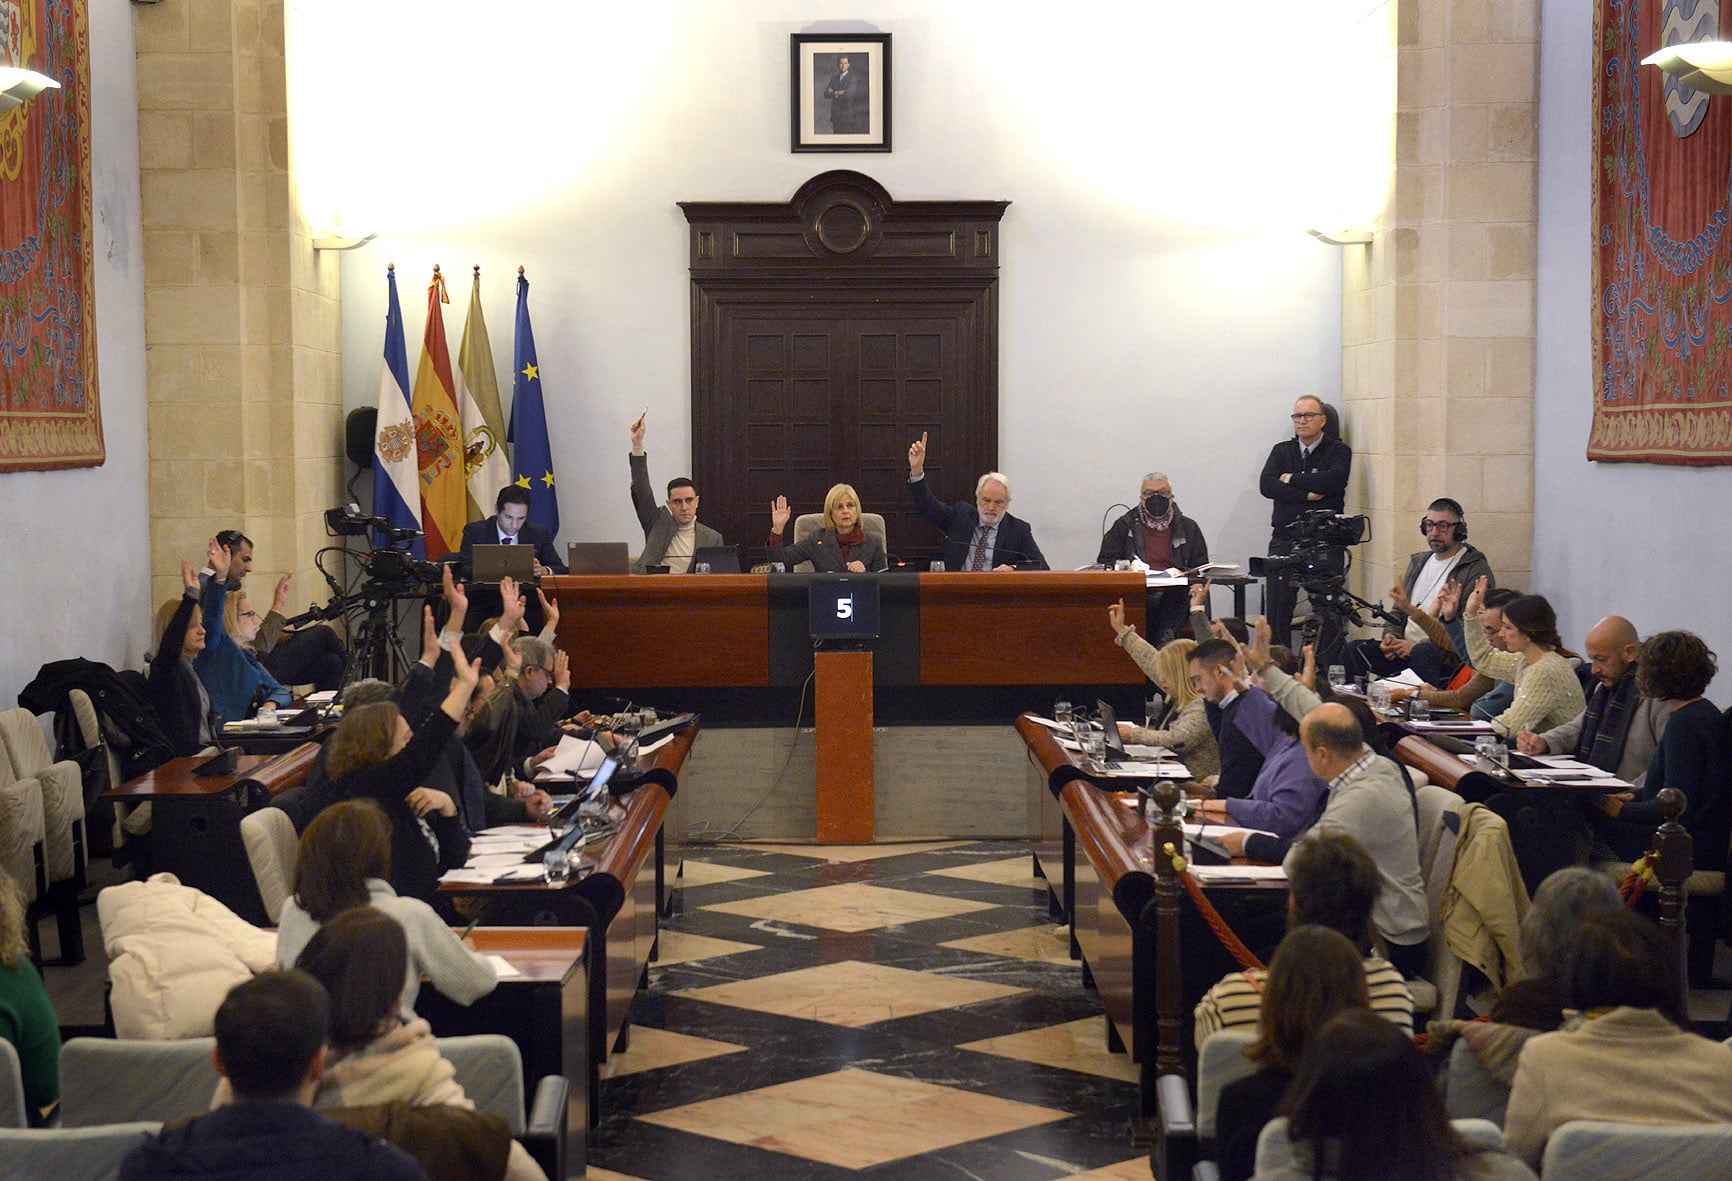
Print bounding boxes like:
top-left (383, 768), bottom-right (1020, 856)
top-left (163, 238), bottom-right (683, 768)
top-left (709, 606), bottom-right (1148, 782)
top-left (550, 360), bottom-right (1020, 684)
top-left (1420, 519), bottom-right (1457, 533)
top-left (238, 610), bottom-right (257, 620)
top-left (1290, 412), bottom-right (1324, 421)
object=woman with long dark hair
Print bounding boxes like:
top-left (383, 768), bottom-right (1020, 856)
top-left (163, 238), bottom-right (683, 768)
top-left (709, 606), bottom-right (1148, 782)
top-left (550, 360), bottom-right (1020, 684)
top-left (1212, 925), bottom-right (1369, 1181)
top-left (1267, 1008), bottom-right (1533, 1179)
top-left (275, 799), bottom-right (495, 1019)
top-left (1459, 577), bottom-right (1585, 739)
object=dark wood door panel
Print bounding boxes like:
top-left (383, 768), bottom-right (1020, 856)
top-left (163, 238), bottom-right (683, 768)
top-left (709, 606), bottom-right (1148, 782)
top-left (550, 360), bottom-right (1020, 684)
top-left (683, 172), bottom-right (1008, 568)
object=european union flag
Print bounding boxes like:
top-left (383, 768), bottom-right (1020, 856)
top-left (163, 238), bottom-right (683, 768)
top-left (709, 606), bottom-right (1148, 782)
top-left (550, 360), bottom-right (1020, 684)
top-left (508, 271), bottom-right (559, 536)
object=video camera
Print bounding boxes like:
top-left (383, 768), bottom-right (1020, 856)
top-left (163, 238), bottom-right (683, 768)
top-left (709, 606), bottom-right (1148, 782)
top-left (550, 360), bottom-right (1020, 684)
top-left (1250, 509), bottom-right (1370, 586)
top-left (324, 501), bottom-right (423, 545)
top-left (323, 501), bottom-right (441, 594)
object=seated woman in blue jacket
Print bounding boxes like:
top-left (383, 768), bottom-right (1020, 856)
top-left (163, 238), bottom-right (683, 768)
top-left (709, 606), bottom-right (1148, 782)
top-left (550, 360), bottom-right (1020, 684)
top-left (766, 484), bottom-right (888, 572)
top-left (193, 537), bottom-right (291, 726)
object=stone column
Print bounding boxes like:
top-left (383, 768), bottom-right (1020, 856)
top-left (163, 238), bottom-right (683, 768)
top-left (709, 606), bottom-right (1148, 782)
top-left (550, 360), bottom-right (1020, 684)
top-left (136, 0), bottom-right (343, 617)
top-left (1342, 0), bottom-right (1537, 606)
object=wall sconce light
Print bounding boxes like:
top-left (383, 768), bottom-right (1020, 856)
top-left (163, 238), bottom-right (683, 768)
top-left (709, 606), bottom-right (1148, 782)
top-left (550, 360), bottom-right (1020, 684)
top-left (312, 230), bottom-right (378, 252)
top-left (1641, 41), bottom-right (1732, 94)
top-left (1308, 228), bottom-right (1374, 246)
top-left (0, 67), bottom-right (60, 114)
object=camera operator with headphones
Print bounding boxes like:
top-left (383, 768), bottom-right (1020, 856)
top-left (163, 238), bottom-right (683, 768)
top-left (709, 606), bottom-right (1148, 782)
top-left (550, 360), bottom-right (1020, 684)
top-left (1346, 496), bottom-right (1495, 683)
top-left (1096, 473), bottom-right (1210, 645)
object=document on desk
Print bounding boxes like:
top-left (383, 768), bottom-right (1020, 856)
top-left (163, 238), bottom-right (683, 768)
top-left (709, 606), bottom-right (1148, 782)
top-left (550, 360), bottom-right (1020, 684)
top-left (1189, 864), bottom-right (1287, 883)
top-left (483, 954), bottom-right (524, 980)
top-left (1027, 715), bottom-right (1073, 734)
top-left (1183, 822), bottom-right (1278, 860)
top-left (1093, 760), bottom-right (1190, 778)
top-left (540, 734), bottom-right (608, 776)
top-left (1408, 719), bottom-right (1496, 735)
top-left (469, 831), bottom-right (548, 854)
top-left (1125, 743), bottom-right (1177, 760)
top-left (1376, 669), bottom-right (1428, 689)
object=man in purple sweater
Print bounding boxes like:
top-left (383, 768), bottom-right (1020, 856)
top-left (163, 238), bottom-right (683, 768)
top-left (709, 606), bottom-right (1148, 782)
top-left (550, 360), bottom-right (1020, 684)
top-left (1187, 638), bottom-right (1327, 836)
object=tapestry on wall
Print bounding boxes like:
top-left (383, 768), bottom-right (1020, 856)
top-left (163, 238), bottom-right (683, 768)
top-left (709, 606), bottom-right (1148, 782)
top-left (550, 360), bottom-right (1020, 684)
top-left (0, 0), bottom-right (101, 472)
top-left (1592, 0), bottom-right (1732, 463)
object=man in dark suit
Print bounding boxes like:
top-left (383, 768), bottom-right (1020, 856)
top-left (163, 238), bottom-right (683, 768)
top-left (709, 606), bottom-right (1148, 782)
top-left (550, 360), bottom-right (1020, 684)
top-left (906, 431), bottom-right (1048, 570)
top-left (458, 485), bottom-right (565, 632)
top-left (1258, 396), bottom-right (1352, 645)
top-left (824, 55), bottom-right (868, 134)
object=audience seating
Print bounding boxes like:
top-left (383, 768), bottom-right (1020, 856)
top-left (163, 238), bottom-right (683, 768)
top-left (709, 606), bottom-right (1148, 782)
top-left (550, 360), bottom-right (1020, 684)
top-left (0, 1122), bottom-right (161, 1180)
top-left (0, 1039), bottom-right (26, 1129)
top-left (68, 688), bottom-right (124, 855)
top-left (0, 758), bottom-right (45, 936)
top-left (1193, 1028), bottom-right (1257, 1147)
top-left (58, 1033), bottom-right (570, 1180)
top-left (1411, 784), bottom-right (1467, 1016)
top-left (0, 707), bottom-right (88, 964)
top-left (789, 511), bottom-right (889, 570)
top-left (1538, 1119), bottom-right (1732, 1180)
top-left (237, 806), bottom-right (298, 924)
top-left (1253, 1116), bottom-right (1513, 1176)
top-left (1440, 1037), bottom-right (1511, 1125)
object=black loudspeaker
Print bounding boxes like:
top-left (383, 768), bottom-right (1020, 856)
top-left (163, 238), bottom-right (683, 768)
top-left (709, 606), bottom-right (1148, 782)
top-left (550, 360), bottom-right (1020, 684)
top-left (345, 407), bottom-right (377, 469)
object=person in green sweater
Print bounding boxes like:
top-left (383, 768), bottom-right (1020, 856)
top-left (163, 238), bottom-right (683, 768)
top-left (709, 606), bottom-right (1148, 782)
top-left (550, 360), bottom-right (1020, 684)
top-left (0, 866), bottom-right (60, 1121)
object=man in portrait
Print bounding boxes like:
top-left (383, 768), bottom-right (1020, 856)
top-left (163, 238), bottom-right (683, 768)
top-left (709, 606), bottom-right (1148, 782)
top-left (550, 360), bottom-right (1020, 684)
top-left (823, 54), bottom-right (869, 134)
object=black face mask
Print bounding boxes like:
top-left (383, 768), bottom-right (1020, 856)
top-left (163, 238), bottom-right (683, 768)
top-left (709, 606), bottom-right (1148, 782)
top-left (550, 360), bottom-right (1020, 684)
top-left (1143, 493), bottom-right (1171, 517)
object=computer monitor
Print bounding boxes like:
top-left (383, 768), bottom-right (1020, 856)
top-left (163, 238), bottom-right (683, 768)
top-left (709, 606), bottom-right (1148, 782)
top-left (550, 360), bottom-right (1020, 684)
top-left (808, 576), bottom-right (880, 641)
top-left (690, 544), bottom-right (741, 573)
top-left (1096, 698), bottom-right (1128, 757)
top-left (567, 541), bottom-right (632, 575)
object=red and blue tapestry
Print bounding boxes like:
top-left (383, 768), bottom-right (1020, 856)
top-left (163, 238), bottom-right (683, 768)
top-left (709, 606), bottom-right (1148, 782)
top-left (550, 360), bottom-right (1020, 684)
top-left (0, 0), bottom-right (100, 472)
top-left (1593, 0), bottom-right (1732, 463)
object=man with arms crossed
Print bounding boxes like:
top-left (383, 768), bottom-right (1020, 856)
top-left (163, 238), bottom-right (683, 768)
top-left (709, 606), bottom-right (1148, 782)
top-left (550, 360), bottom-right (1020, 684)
top-left (629, 415), bottom-right (722, 574)
top-left (1259, 396), bottom-right (1352, 645)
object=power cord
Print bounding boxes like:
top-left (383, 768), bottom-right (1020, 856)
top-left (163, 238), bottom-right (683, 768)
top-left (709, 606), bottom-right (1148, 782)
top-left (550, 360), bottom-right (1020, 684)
top-left (686, 669), bottom-right (816, 846)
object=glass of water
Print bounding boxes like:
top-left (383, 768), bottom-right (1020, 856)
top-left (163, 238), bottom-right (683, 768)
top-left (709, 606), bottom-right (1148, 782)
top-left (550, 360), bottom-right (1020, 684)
top-left (1328, 664), bottom-right (1348, 691)
top-left (929, 560), bottom-right (946, 573)
top-left (1082, 726), bottom-right (1108, 765)
top-left (769, 562), bottom-right (786, 574)
top-left (694, 562), bottom-right (711, 575)
top-left (1054, 700), bottom-right (1073, 725)
top-left (543, 849), bottom-right (572, 886)
top-left (1407, 696), bottom-right (1430, 723)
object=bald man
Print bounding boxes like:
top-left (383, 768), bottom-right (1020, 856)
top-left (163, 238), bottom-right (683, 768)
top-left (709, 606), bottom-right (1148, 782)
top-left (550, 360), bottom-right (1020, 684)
top-left (1293, 703), bottom-right (1429, 976)
top-left (1517, 616), bottom-right (1669, 787)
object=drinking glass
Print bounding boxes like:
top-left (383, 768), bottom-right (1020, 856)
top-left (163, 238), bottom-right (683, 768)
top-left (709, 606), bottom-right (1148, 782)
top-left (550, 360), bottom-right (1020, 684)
top-left (1368, 683), bottom-right (1392, 714)
top-left (543, 849), bottom-right (572, 886)
top-left (1407, 697), bottom-right (1430, 723)
top-left (694, 562), bottom-right (711, 575)
top-left (1114, 559), bottom-right (1133, 572)
top-left (1054, 700), bottom-right (1073, 726)
top-left (769, 562), bottom-right (787, 574)
top-left (1327, 664), bottom-right (1348, 690)
top-left (929, 560), bottom-right (946, 573)
top-left (1082, 727), bottom-right (1108, 765)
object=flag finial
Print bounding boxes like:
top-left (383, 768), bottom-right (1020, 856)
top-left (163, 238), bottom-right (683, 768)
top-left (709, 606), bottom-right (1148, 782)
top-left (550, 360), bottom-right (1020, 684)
top-left (387, 262), bottom-right (395, 272)
top-left (517, 265), bottom-right (525, 276)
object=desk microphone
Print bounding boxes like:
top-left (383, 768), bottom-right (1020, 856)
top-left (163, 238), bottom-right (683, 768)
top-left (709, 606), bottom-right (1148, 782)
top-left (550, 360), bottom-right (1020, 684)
top-left (1099, 502), bottom-right (1135, 544)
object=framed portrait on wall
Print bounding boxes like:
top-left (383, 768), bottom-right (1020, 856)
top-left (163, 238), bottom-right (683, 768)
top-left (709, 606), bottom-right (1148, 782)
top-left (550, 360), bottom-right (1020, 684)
top-left (790, 33), bottom-right (891, 153)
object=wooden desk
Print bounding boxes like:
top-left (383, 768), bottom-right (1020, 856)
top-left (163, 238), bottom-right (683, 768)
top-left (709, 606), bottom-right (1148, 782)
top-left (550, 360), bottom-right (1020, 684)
top-left (442, 723), bottom-right (697, 1127)
top-left (1393, 733), bottom-right (1600, 895)
top-left (544, 570), bottom-right (1148, 691)
top-left (1017, 716), bottom-right (1287, 1120)
top-left (415, 926), bottom-right (588, 1174)
top-left (105, 744), bottom-right (321, 923)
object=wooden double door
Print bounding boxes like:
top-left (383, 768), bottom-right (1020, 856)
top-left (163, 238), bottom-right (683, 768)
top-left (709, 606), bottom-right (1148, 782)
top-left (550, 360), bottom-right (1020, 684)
top-left (682, 172), bottom-right (1009, 566)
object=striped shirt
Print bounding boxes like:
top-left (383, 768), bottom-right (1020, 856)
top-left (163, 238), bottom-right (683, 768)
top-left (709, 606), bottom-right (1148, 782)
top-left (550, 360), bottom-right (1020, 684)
top-left (1192, 954), bottom-right (1414, 1049)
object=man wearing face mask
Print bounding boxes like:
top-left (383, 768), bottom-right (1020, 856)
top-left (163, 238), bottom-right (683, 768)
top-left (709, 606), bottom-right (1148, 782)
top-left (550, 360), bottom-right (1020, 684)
top-left (1096, 473), bottom-right (1210, 643)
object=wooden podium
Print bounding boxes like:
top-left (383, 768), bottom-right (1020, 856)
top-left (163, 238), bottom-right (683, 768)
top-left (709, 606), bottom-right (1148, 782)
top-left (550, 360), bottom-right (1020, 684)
top-left (815, 649), bottom-right (874, 843)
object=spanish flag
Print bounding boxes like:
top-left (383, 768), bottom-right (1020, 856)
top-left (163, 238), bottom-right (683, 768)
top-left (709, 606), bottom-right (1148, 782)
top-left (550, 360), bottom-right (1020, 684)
top-left (411, 265), bottom-right (466, 558)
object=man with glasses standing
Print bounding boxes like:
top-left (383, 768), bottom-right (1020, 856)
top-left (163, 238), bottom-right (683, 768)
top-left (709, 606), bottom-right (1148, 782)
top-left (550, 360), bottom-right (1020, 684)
top-left (1346, 496), bottom-right (1495, 682)
top-left (1259, 396), bottom-right (1353, 645)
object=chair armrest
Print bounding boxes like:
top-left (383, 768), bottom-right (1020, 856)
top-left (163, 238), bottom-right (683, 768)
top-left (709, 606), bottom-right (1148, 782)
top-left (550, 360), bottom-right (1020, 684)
top-left (1157, 1072), bottom-right (1200, 1180)
top-left (522, 1074), bottom-right (568, 1181)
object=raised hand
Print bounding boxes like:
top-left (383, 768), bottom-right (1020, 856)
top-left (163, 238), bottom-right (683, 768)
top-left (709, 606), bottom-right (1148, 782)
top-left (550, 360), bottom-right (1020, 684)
top-left (1108, 597), bottom-right (1126, 633)
top-left (1388, 582), bottom-right (1412, 614)
top-left (551, 648), bottom-right (571, 692)
top-left (1435, 579), bottom-right (1463, 622)
top-left (537, 587), bottom-right (559, 633)
top-left (630, 414), bottom-right (646, 451)
top-left (498, 575), bottom-right (526, 633)
top-left (1248, 616), bottom-right (1274, 672)
top-left (500, 636), bottom-right (523, 676)
top-left (450, 646), bottom-right (481, 690)
top-left (181, 558), bottom-right (200, 594)
top-left (1463, 574), bottom-right (1489, 620)
top-left (207, 537), bottom-right (231, 579)
top-left (272, 573), bottom-right (292, 615)
top-left (1189, 580), bottom-right (1210, 610)
top-left (442, 564), bottom-right (469, 628)
top-left (419, 605), bottom-right (441, 667)
top-left (908, 430), bottom-right (928, 479)
top-left (1297, 644), bottom-right (1318, 692)
top-left (769, 495), bottom-right (791, 535)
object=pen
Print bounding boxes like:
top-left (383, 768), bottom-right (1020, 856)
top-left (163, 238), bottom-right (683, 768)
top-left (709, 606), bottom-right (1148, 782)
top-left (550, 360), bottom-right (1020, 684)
top-left (460, 915), bottom-right (481, 940)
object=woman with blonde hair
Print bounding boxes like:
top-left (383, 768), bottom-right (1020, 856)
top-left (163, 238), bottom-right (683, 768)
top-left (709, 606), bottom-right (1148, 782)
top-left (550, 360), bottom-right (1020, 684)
top-left (275, 799), bottom-right (495, 1019)
top-left (1105, 601), bottom-right (1220, 779)
top-left (0, 867), bottom-right (60, 1120)
top-left (766, 483), bottom-right (888, 572)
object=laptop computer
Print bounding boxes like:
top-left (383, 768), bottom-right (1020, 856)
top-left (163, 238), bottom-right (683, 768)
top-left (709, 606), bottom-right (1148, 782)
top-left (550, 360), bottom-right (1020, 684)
top-left (568, 541), bottom-right (632, 575)
top-left (1096, 698), bottom-right (1129, 767)
top-left (690, 544), bottom-right (741, 573)
top-left (471, 543), bottom-right (537, 585)
top-left (809, 576), bottom-right (880, 641)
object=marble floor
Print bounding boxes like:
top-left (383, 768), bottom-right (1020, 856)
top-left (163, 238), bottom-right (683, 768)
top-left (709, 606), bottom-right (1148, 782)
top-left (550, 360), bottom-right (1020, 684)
top-left (586, 840), bottom-right (1152, 1180)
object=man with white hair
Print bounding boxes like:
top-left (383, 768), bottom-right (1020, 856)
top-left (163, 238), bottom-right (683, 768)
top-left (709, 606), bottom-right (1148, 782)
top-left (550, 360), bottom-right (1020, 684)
top-left (906, 431), bottom-right (1047, 570)
top-left (1097, 471), bottom-right (1210, 642)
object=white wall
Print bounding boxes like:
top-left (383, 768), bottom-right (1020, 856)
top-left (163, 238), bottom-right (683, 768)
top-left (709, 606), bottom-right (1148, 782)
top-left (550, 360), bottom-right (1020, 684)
top-left (0, 4), bottom-right (150, 702)
top-left (324, 2), bottom-right (1356, 576)
top-left (1534, 0), bottom-right (1732, 666)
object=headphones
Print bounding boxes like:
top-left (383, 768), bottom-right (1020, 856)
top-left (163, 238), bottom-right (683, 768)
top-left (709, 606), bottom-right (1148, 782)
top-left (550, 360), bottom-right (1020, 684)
top-left (1418, 498), bottom-right (1468, 542)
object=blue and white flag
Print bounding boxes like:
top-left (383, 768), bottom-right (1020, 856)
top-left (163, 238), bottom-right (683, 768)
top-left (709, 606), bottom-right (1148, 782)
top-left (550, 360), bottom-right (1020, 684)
top-left (372, 264), bottom-right (425, 558)
top-left (508, 270), bottom-right (559, 536)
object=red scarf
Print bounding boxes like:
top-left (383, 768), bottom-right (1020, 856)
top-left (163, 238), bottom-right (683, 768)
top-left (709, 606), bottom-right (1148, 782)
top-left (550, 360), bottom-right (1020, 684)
top-left (835, 524), bottom-right (866, 561)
